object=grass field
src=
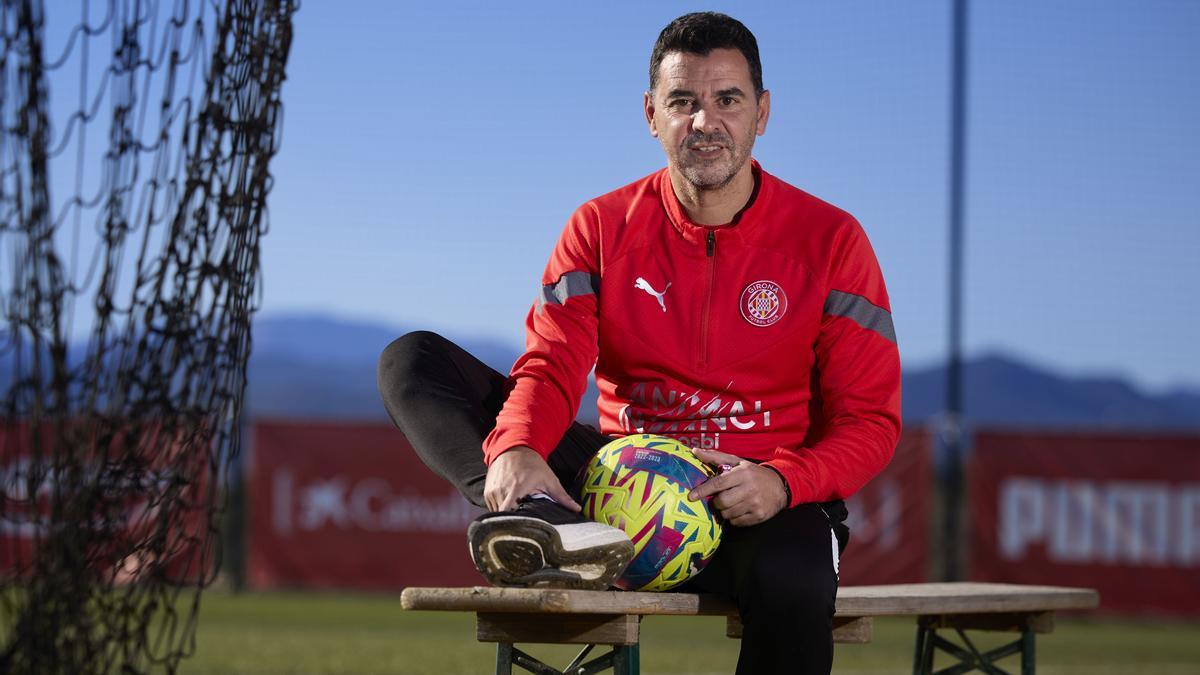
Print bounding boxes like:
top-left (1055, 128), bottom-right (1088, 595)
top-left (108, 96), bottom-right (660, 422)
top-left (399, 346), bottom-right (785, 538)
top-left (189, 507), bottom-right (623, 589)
top-left (182, 590), bottom-right (1200, 674)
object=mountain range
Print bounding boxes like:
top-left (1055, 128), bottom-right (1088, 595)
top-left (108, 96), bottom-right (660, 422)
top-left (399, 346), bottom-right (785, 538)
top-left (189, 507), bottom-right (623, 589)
top-left (2, 314), bottom-right (1195, 429)
top-left (245, 314), bottom-right (1200, 431)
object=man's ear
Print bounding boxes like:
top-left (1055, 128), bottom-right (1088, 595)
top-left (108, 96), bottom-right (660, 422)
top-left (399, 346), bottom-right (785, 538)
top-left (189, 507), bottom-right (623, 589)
top-left (644, 91), bottom-right (659, 137)
top-left (755, 89), bottom-right (771, 136)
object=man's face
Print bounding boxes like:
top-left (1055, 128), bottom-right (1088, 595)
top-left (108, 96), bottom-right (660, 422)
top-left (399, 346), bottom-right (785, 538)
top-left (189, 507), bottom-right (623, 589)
top-left (645, 48), bottom-right (770, 191)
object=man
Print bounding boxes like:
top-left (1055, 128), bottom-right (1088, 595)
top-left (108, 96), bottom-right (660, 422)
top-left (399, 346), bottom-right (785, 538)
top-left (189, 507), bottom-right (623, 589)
top-left (378, 12), bottom-right (900, 673)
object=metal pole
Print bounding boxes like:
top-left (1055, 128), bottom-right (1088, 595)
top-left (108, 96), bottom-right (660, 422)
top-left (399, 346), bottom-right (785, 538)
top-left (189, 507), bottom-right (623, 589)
top-left (943, 0), bottom-right (969, 582)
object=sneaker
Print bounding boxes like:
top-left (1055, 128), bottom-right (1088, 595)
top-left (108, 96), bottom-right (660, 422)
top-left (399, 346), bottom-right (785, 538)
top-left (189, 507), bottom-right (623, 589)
top-left (467, 495), bottom-right (633, 590)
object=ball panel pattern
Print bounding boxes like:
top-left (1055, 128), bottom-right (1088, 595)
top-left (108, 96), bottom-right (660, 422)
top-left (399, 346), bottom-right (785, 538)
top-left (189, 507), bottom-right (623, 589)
top-left (581, 434), bottom-right (723, 591)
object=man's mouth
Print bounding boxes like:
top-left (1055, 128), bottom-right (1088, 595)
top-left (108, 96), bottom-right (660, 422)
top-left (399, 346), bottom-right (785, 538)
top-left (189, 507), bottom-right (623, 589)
top-left (689, 144), bottom-right (724, 153)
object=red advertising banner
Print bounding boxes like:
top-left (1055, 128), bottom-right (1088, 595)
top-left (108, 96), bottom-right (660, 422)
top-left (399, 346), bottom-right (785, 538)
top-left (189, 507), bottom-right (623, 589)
top-left (247, 420), bottom-right (486, 590)
top-left (1, 421), bottom-right (211, 584)
top-left (969, 430), bottom-right (1200, 615)
top-left (247, 421), bottom-right (933, 590)
top-left (840, 428), bottom-right (932, 584)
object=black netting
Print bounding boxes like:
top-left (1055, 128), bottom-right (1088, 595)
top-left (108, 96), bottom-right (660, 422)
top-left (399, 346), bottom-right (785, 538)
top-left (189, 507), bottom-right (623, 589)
top-left (0, 1), bottom-right (296, 672)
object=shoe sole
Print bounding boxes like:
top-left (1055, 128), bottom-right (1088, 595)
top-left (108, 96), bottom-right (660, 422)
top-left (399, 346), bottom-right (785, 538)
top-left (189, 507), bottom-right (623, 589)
top-left (468, 516), bottom-right (633, 590)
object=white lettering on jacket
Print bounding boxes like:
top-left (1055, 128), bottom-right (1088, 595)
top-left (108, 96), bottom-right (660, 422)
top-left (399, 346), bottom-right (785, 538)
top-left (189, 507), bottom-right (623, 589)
top-left (617, 382), bottom-right (770, 449)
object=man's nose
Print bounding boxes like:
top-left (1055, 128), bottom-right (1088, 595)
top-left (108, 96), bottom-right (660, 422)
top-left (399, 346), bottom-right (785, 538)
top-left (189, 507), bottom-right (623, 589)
top-left (691, 107), bottom-right (719, 134)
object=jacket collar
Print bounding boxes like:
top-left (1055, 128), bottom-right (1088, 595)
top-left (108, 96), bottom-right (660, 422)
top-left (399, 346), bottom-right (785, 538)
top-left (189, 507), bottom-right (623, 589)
top-left (658, 159), bottom-right (773, 247)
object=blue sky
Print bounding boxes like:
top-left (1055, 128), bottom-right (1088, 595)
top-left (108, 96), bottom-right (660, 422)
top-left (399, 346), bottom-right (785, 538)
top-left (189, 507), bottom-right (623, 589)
top-left (40, 1), bottom-right (1200, 392)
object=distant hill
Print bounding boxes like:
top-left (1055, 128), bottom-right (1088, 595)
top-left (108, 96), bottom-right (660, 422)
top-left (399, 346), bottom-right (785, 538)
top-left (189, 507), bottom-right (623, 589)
top-left (247, 315), bottom-right (521, 420)
top-left (253, 315), bottom-right (520, 371)
top-left (247, 315), bottom-right (1200, 430)
top-left (5, 314), bottom-right (1198, 431)
top-left (903, 353), bottom-right (1200, 430)
top-left (243, 315), bottom-right (1200, 430)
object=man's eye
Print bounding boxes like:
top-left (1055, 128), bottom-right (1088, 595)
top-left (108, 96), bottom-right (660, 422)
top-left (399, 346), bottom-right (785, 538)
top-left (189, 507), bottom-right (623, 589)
top-left (720, 97), bottom-right (736, 106)
top-left (669, 99), bottom-right (692, 109)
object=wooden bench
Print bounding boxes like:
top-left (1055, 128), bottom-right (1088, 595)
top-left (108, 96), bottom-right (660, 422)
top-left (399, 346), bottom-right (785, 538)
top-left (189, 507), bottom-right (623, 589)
top-left (401, 582), bottom-right (1099, 674)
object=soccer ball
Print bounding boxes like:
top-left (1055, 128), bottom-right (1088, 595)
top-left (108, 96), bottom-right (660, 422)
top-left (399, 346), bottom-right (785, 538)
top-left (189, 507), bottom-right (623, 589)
top-left (580, 434), bottom-right (723, 591)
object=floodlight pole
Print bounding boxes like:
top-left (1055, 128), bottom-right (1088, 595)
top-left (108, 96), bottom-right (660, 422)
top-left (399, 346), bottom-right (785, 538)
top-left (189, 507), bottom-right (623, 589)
top-left (943, 0), bottom-right (970, 582)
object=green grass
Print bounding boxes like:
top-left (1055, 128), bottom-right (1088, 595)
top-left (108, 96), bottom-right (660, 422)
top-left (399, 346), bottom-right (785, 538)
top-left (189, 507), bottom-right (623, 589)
top-left (183, 591), bottom-right (1200, 674)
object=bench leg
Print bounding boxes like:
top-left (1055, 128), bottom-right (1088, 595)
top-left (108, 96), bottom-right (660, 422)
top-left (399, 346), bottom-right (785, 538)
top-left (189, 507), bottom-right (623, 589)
top-left (493, 642), bottom-right (640, 675)
top-left (913, 621), bottom-right (933, 674)
top-left (911, 616), bottom-right (1038, 674)
top-left (1021, 627), bottom-right (1035, 675)
top-left (611, 644), bottom-right (639, 675)
top-left (496, 643), bottom-right (514, 675)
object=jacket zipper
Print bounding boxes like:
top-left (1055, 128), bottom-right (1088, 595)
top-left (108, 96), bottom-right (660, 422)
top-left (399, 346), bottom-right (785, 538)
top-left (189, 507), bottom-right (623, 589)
top-left (700, 230), bottom-right (716, 369)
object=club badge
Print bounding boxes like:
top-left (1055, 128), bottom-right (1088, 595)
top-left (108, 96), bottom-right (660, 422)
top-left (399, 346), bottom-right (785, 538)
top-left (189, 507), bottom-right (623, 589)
top-left (740, 280), bottom-right (787, 327)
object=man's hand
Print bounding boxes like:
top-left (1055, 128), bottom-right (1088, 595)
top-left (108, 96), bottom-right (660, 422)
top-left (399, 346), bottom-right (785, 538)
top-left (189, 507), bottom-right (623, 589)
top-left (688, 448), bottom-right (788, 526)
top-left (484, 445), bottom-right (582, 513)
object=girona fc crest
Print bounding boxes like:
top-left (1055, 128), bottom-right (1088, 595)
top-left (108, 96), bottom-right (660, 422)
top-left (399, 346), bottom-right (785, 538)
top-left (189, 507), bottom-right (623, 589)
top-left (740, 280), bottom-right (787, 327)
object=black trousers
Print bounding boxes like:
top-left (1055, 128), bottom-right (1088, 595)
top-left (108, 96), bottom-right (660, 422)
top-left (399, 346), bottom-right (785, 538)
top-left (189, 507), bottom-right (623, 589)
top-left (377, 331), bottom-right (848, 675)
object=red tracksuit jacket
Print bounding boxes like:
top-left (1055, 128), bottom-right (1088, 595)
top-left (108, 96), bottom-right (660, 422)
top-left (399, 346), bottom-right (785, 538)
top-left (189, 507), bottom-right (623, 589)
top-left (483, 161), bottom-right (901, 507)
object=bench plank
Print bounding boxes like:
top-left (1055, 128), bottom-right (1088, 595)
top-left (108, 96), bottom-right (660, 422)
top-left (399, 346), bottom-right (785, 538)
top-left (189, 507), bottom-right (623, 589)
top-left (402, 586), bottom-right (735, 615)
top-left (401, 583), bottom-right (1099, 618)
top-left (833, 583), bottom-right (1099, 616)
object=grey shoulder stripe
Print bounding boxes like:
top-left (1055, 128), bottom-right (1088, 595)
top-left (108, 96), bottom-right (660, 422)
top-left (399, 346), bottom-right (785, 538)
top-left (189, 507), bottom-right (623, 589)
top-left (824, 289), bottom-right (897, 344)
top-left (536, 271), bottom-right (600, 312)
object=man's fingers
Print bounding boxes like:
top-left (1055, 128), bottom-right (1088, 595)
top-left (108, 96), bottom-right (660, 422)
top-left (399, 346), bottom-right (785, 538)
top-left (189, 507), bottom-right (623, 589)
top-left (546, 483), bottom-right (582, 512)
top-left (484, 486), bottom-right (502, 512)
top-left (483, 446), bottom-right (579, 513)
top-left (721, 506), bottom-right (752, 524)
top-left (712, 482), bottom-right (758, 523)
top-left (692, 448), bottom-right (742, 468)
top-left (493, 483), bottom-right (580, 513)
top-left (710, 487), bottom-right (764, 524)
top-left (497, 491), bottom-right (518, 512)
top-left (727, 512), bottom-right (761, 527)
top-left (688, 471), bottom-right (731, 501)
top-left (711, 483), bottom-right (751, 512)
top-left (688, 477), bottom-right (715, 501)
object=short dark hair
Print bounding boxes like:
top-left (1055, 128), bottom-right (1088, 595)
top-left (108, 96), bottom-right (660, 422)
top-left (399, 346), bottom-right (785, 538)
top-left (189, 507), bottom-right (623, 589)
top-left (649, 12), bottom-right (763, 96)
